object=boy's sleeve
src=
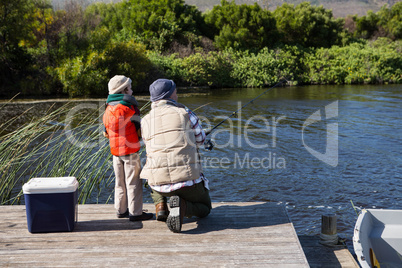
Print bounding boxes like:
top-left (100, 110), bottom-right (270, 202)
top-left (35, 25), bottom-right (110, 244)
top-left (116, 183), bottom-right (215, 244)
top-left (102, 111), bottom-right (108, 136)
top-left (130, 106), bottom-right (141, 131)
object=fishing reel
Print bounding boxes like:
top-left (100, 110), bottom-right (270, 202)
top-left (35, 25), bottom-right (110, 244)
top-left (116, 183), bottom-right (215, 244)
top-left (204, 139), bottom-right (215, 151)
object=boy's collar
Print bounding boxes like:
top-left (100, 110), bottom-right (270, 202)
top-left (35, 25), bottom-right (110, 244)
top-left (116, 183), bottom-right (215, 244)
top-left (107, 94), bottom-right (138, 107)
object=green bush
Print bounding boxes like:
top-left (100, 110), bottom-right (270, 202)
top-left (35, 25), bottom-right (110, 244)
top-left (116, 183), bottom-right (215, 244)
top-left (181, 50), bottom-right (236, 87)
top-left (231, 49), bottom-right (276, 87)
top-left (204, 0), bottom-right (278, 51)
top-left (87, 0), bottom-right (204, 52)
top-left (148, 40), bottom-right (402, 88)
top-left (147, 52), bottom-right (186, 83)
top-left (55, 40), bottom-right (151, 97)
top-left (0, 0), bottom-right (38, 96)
top-left (53, 54), bottom-right (105, 97)
top-left (354, 11), bottom-right (380, 39)
top-left (230, 46), bottom-right (308, 87)
top-left (2, 0), bottom-right (402, 97)
top-left (378, 2), bottom-right (402, 40)
top-left (305, 40), bottom-right (402, 85)
top-left (347, 2), bottom-right (402, 41)
top-left (273, 2), bottom-right (344, 48)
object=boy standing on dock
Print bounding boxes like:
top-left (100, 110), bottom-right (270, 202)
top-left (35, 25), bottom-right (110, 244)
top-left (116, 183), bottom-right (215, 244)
top-left (103, 75), bottom-right (153, 222)
top-left (140, 79), bottom-right (212, 233)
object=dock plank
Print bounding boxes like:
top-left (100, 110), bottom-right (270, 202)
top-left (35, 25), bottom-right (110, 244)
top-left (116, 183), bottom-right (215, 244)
top-left (298, 235), bottom-right (359, 268)
top-left (0, 202), bottom-right (308, 267)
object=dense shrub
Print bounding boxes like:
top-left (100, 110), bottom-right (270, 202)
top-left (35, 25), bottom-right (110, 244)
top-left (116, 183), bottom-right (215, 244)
top-left (378, 2), bottom-right (402, 40)
top-left (225, 46), bottom-right (307, 88)
top-left (55, 40), bottom-right (151, 97)
top-left (87, 0), bottom-right (205, 52)
top-left (273, 2), bottom-right (344, 48)
top-left (147, 52), bottom-right (186, 83)
top-left (0, 0), bottom-right (36, 96)
top-left (353, 11), bottom-right (381, 39)
top-left (231, 49), bottom-right (277, 87)
top-left (181, 50), bottom-right (236, 87)
top-left (151, 41), bottom-right (401, 88)
top-left (347, 2), bottom-right (402, 40)
top-left (1, 0), bottom-right (402, 97)
top-left (204, 0), bottom-right (278, 51)
top-left (305, 39), bottom-right (402, 84)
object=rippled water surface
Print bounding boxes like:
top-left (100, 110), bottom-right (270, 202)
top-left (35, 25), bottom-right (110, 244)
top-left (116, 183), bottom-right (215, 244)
top-left (179, 84), bottom-right (402, 245)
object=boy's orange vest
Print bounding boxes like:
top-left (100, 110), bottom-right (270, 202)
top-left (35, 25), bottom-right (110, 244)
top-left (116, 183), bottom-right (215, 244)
top-left (103, 104), bottom-right (140, 156)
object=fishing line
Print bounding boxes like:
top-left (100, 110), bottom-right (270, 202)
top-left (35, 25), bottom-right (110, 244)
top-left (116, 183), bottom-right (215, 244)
top-left (204, 78), bottom-right (288, 150)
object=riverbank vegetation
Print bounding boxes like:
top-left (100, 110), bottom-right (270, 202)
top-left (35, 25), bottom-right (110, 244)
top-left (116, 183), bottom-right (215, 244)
top-left (0, 102), bottom-right (114, 204)
top-left (1, 0), bottom-right (401, 97)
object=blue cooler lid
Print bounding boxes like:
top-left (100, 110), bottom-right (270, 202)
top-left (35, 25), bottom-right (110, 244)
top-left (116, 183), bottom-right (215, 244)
top-left (23, 177), bottom-right (79, 194)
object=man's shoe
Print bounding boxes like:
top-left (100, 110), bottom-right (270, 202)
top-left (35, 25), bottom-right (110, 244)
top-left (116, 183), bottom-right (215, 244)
top-left (155, 202), bottom-right (169, 222)
top-left (117, 209), bottom-right (129, 218)
top-left (166, 196), bottom-right (186, 233)
top-left (129, 212), bottom-right (153, 221)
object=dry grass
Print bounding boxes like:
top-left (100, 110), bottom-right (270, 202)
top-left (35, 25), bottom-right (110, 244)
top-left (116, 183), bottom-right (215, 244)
top-left (0, 102), bottom-right (113, 205)
top-left (52, 0), bottom-right (398, 17)
top-left (185, 0), bottom-right (395, 17)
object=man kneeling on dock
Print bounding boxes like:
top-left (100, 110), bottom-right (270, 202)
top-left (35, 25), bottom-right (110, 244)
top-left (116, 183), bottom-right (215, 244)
top-left (140, 79), bottom-right (212, 233)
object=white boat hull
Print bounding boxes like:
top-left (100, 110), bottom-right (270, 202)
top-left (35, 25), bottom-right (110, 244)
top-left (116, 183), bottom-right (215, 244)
top-left (353, 209), bottom-right (402, 268)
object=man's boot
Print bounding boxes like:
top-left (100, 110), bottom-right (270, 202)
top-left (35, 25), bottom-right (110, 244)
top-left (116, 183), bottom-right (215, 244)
top-left (166, 196), bottom-right (186, 233)
top-left (155, 202), bottom-right (169, 222)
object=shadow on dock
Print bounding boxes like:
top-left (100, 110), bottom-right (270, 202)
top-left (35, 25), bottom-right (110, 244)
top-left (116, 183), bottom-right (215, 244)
top-left (184, 202), bottom-right (289, 234)
top-left (298, 235), bottom-right (359, 267)
top-left (75, 219), bottom-right (144, 231)
top-left (73, 202), bottom-right (289, 234)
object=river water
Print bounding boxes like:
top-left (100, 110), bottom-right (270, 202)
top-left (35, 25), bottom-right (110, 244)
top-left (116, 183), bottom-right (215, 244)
top-left (2, 84), bottom-right (401, 249)
top-left (180, 84), bottom-right (402, 245)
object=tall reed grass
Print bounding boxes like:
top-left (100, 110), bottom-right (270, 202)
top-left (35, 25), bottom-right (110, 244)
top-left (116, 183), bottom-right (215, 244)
top-left (0, 100), bottom-right (151, 205)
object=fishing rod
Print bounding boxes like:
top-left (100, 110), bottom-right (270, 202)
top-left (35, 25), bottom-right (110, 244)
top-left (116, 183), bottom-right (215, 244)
top-left (204, 78), bottom-right (288, 151)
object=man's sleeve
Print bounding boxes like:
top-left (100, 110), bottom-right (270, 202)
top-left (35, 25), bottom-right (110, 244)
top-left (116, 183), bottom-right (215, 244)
top-left (188, 109), bottom-right (206, 146)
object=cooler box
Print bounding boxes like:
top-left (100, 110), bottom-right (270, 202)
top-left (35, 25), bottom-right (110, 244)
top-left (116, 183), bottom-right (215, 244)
top-left (23, 177), bottom-right (79, 233)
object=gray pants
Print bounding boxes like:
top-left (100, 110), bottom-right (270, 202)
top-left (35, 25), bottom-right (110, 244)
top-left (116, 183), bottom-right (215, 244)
top-left (113, 153), bottom-right (143, 216)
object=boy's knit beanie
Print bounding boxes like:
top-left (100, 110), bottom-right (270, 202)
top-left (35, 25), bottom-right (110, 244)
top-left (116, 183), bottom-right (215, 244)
top-left (108, 75), bottom-right (132, 94)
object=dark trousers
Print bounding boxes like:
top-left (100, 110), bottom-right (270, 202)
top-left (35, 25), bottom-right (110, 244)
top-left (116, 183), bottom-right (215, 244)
top-left (150, 182), bottom-right (212, 218)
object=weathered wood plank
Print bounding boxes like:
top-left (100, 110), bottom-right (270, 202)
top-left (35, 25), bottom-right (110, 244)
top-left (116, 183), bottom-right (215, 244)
top-left (1, 203), bottom-right (307, 267)
top-left (298, 235), bottom-right (359, 268)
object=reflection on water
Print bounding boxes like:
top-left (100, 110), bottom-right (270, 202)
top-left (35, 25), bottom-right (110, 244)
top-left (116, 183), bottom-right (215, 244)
top-left (2, 84), bottom-right (401, 250)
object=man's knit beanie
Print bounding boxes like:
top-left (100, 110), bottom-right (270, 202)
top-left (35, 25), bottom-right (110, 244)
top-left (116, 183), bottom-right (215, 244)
top-left (108, 75), bottom-right (132, 94)
top-left (149, 79), bottom-right (176, 102)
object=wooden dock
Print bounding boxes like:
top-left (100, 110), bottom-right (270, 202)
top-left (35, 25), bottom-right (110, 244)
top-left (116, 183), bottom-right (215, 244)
top-left (0, 202), bottom-right (357, 267)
